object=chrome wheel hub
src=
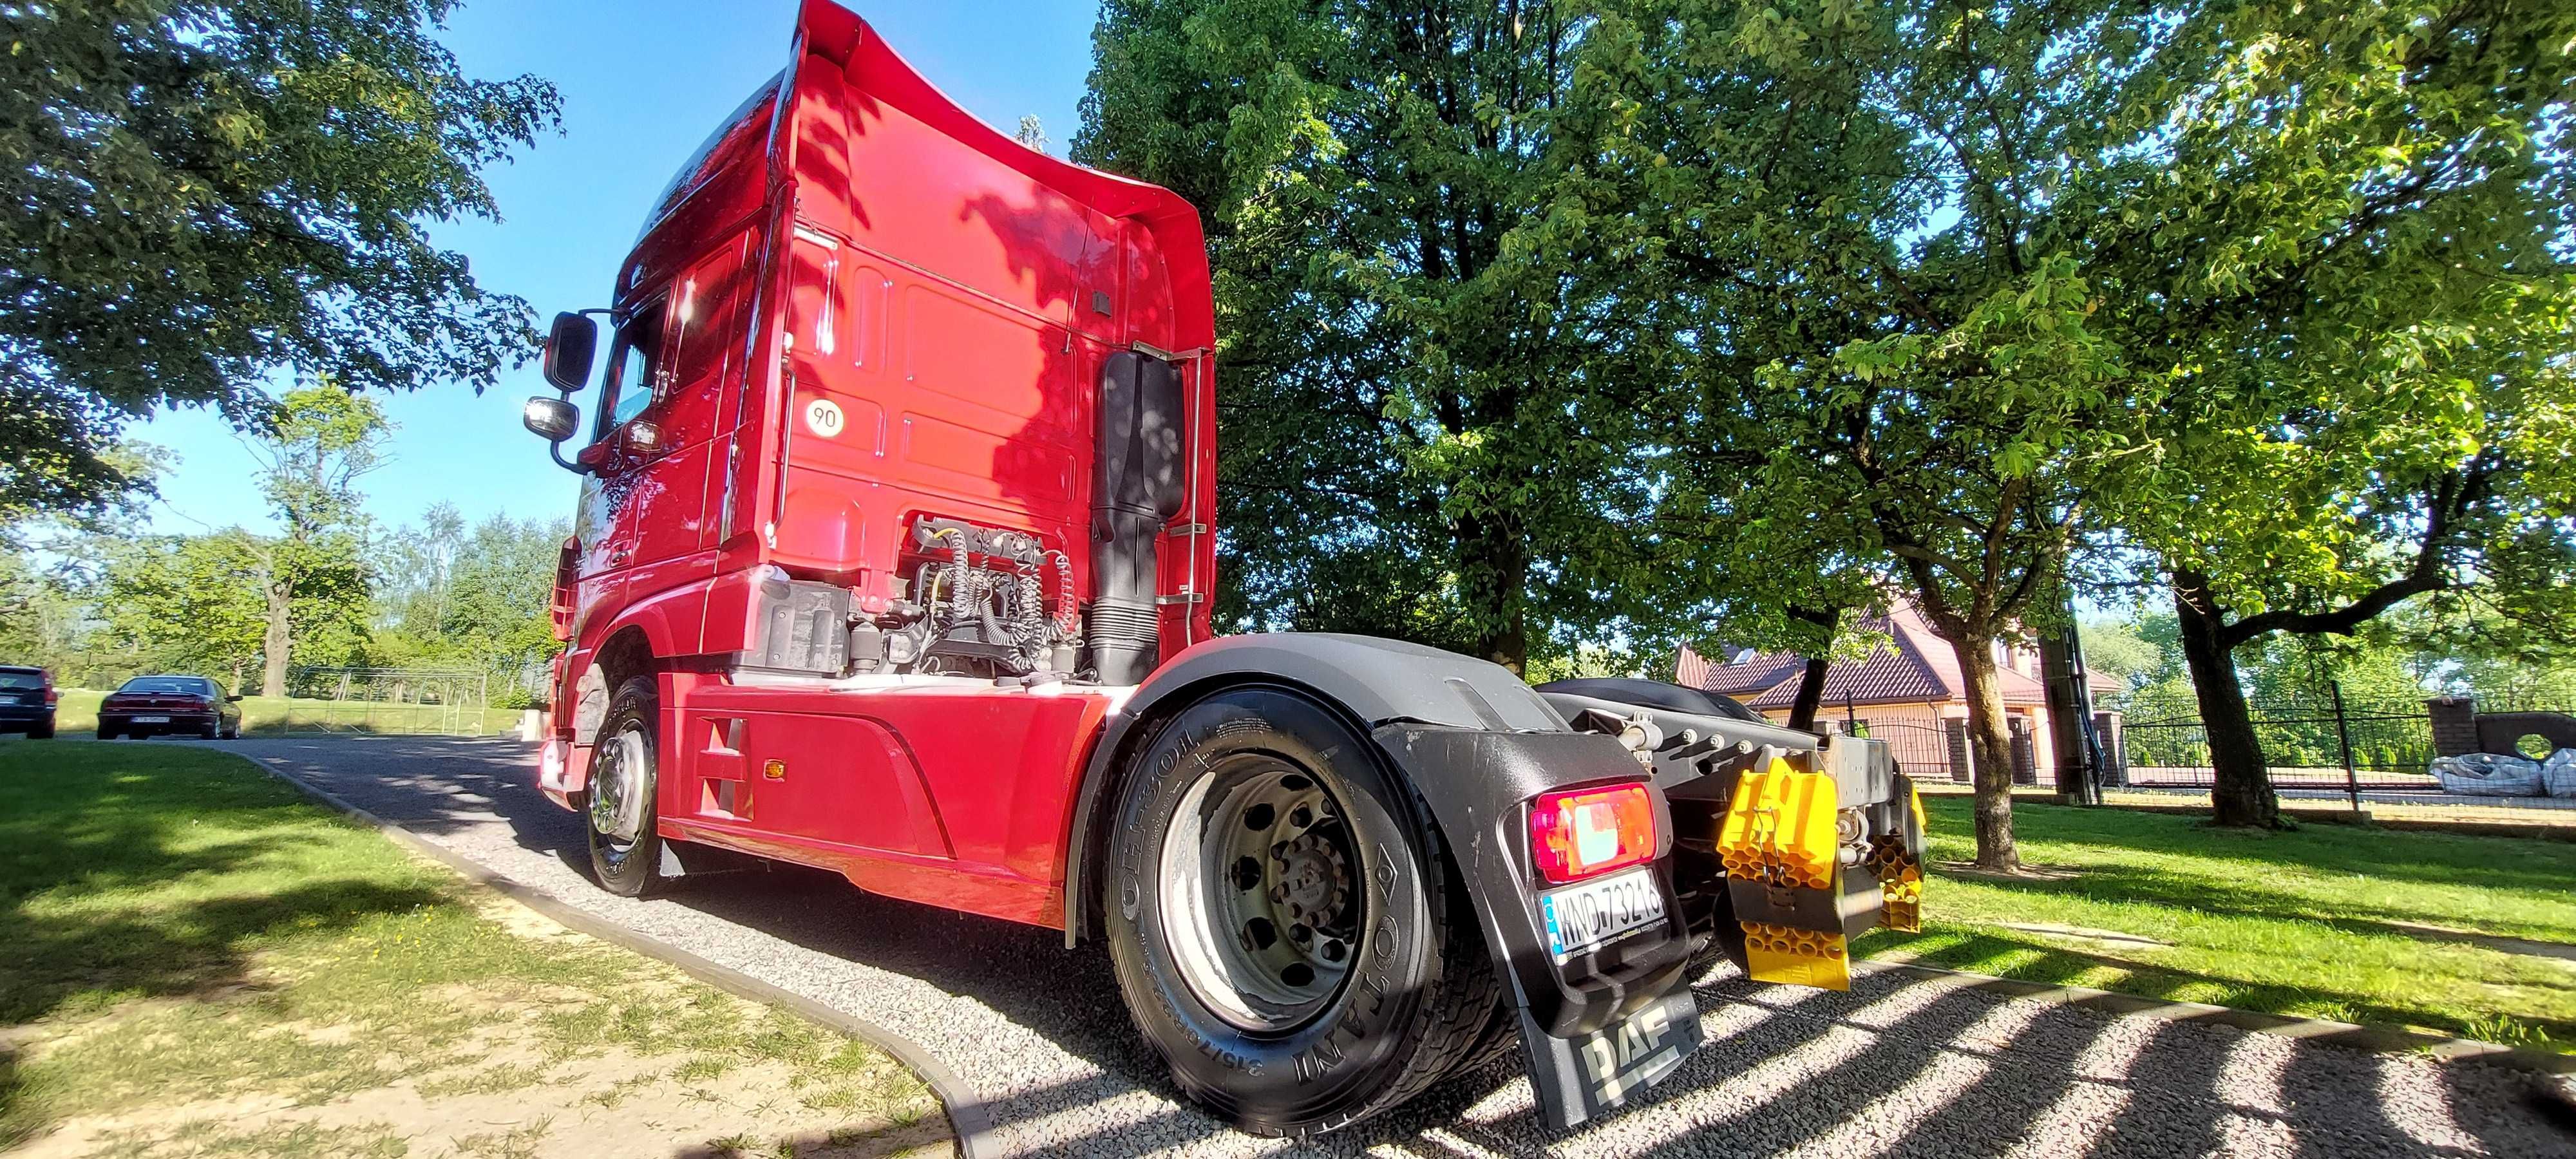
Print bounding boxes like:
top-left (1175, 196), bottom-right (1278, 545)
top-left (1160, 760), bottom-right (1363, 1034)
top-left (589, 725), bottom-right (649, 845)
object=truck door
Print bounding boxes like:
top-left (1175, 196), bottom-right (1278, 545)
top-left (569, 299), bottom-right (672, 628)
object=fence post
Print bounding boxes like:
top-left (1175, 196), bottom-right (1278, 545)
top-left (2329, 681), bottom-right (2360, 814)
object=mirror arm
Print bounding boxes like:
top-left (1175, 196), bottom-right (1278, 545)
top-left (547, 439), bottom-right (592, 476)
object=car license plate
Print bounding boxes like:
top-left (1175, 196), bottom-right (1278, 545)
top-left (133, 715), bottom-right (169, 724)
top-left (1540, 867), bottom-right (1666, 960)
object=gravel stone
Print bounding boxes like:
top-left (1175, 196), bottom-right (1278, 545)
top-left (207, 736), bottom-right (2576, 1158)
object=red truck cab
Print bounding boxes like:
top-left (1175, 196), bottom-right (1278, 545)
top-left (519, 1), bottom-right (1926, 1136)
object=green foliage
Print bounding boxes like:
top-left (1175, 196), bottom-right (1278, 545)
top-left (373, 502), bottom-right (569, 688)
top-left (0, 0), bottom-right (561, 519)
top-left (95, 531), bottom-right (271, 685)
top-left (1078, 0), bottom-right (1691, 671)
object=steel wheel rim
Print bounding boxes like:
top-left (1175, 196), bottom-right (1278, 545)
top-left (590, 723), bottom-right (650, 848)
top-left (1158, 755), bottom-right (1365, 1034)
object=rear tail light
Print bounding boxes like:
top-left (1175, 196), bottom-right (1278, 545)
top-left (1530, 783), bottom-right (1658, 884)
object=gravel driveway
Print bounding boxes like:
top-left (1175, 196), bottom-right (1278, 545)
top-left (204, 735), bottom-right (2571, 1158)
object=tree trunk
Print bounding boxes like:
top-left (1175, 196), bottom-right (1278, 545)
top-left (1458, 511), bottom-right (1530, 674)
top-left (261, 574), bottom-right (292, 699)
top-left (1785, 656), bottom-right (1831, 731)
top-left (2173, 572), bottom-right (2280, 828)
top-left (1947, 634), bottom-right (2021, 871)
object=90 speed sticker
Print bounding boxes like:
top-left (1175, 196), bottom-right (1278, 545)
top-left (804, 397), bottom-right (844, 438)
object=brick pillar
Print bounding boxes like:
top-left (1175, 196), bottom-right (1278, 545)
top-left (1944, 719), bottom-right (1974, 784)
top-left (2093, 710), bottom-right (2127, 787)
top-left (2009, 717), bottom-right (2038, 786)
top-left (2427, 697), bottom-right (2479, 758)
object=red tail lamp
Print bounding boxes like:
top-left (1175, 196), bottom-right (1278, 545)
top-left (1530, 783), bottom-right (1658, 884)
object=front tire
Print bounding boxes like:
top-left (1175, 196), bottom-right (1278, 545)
top-left (585, 676), bottom-right (665, 897)
top-left (1102, 687), bottom-right (1500, 1138)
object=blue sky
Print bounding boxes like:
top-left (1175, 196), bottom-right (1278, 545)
top-left (137, 0), bottom-right (1100, 536)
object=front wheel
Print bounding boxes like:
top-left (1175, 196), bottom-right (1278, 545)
top-left (1102, 687), bottom-right (1500, 1139)
top-left (585, 676), bottom-right (665, 897)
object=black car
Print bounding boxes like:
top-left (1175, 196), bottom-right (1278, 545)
top-left (0, 666), bottom-right (57, 739)
top-left (97, 675), bottom-right (242, 740)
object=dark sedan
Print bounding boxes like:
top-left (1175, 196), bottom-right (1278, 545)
top-left (0, 666), bottom-right (57, 738)
top-left (98, 675), bottom-right (241, 740)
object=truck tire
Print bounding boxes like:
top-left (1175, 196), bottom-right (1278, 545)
top-left (1102, 686), bottom-right (1500, 1138)
top-left (586, 677), bottom-right (664, 897)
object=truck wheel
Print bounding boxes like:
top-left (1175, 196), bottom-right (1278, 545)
top-left (585, 676), bottom-right (664, 897)
top-left (1103, 686), bottom-right (1500, 1138)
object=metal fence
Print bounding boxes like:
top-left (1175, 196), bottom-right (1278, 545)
top-left (2119, 684), bottom-right (2440, 798)
top-left (1856, 721), bottom-right (1959, 784)
top-left (269, 666), bottom-right (500, 737)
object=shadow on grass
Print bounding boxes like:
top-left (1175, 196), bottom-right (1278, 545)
top-left (0, 742), bottom-right (457, 1026)
top-left (1923, 796), bottom-right (2576, 900)
top-left (1865, 925), bottom-right (2576, 1045)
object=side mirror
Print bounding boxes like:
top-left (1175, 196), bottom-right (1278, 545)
top-left (542, 312), bottom-right (599, 393)
top-left (522, 395), bottom-right (582, 442)
top-left (227, 694), bottom-right (244, 703)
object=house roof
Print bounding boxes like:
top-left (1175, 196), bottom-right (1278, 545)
top-left (1680, 603), bottom-right (2119, 711)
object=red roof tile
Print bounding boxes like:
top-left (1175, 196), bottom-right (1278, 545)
top-left (1679, 602), bottom-right (2119, 711)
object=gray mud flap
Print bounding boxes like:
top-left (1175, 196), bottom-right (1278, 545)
top-left (1520, 986), bottom-right (1703, 1131)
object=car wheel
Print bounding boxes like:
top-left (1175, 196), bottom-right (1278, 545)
top-left (97, 721), bottom-right (118, 740)
top-left (29, 715), bottom-right (53, 740)
top-left (585, 676), bottom-right (665, 898)
top-left (200, 721), bottom-right (219, 740)
top-left (1102, 686), bottom-right (1501, 1138)
top-left (220, 722), bottom-right (238, 740)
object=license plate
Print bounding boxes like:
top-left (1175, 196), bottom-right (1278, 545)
top-left (133, 715), bottom-right (169, 723)
top-left (1540, 867), bottom-right (1666, 960)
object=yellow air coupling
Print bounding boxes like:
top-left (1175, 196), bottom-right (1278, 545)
top-left (1718, 757), bottom-right (1853, 988)
top-left (1716, 757), bottom-right (1841, 889)
top-left (1859, 783), bottom-right (1928, 933)
top-left (1742, 923), bottom-right (1851, 990)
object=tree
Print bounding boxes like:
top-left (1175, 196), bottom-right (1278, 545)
top-left (1550, 0), bottom-right (2576, 856)
top-left (2092, 0), bottom-right (2576, 827)
top-left (0, 0), bottom-right (560, 518)
top-left (375, 507), bottom-right (567, 684)
top-left (1077, 0), bottom-right (1683, 674)
top-left (1551, 0), bottom-right (2163, 868)
top-left (243, 387), bottom-right (390, 695)
top-left (2076, 616), bottom-right (2163, 695)
top-left (97, 531), bottom-right (272, 688)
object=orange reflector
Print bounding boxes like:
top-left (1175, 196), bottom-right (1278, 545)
top-left (1531, 783), bottom-right (1657, 884)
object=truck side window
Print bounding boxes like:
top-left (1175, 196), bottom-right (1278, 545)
top-left (597, 303), bottom-right (667, 437)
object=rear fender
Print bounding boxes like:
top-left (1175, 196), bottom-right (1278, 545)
top-left (1062, 634), bottom-right (1694, 1033)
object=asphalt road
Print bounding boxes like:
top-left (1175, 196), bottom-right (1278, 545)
top-left (201, 735), bottom-right (2573, 1158)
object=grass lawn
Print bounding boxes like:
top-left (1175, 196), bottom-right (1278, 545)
top-left (0, 741), bottom-right (942, 1158)
top-left (1859, 795), bottom-right (2576, 1051)
top-left (50, 689), bottom-right (523, 738)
